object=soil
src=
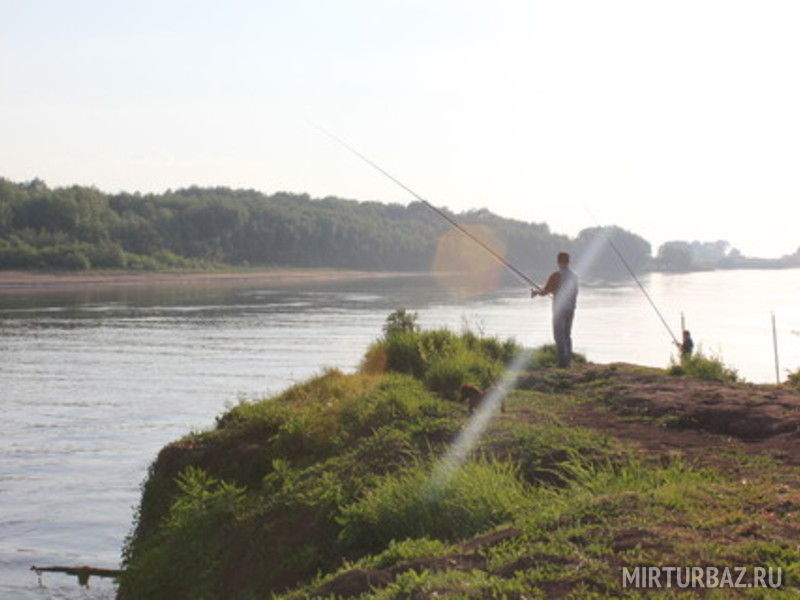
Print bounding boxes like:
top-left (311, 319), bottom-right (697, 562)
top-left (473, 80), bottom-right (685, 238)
top-left (517, 363), bottom-right (800, 465)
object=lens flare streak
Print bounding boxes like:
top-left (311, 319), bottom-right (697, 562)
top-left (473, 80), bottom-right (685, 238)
top-left (425, 349), bottom-right (532, 496)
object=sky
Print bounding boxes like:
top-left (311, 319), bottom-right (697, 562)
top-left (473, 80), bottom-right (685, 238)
top-left (1, 0), bottom-right (799, 257)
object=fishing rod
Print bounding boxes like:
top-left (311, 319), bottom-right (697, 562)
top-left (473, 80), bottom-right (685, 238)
top-left (586, 209), bottom-right (681, 347)
top-left (314, 125), bottom-right (543, 291)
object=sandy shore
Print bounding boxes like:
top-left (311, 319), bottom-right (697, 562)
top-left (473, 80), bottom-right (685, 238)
top-left (0, 268), bottom-right (417, 293)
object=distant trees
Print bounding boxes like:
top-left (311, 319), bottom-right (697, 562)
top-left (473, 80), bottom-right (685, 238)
top-left (1, 178), bottom-right (592, 274)
top-left (9, 177), bottom-right (763, 278)
top-left (656, 240), bottom-right (741, 271)
top-left (656, 242), bottom-right (694, 271)
top-left (574, 226), bottom-right (652, 278)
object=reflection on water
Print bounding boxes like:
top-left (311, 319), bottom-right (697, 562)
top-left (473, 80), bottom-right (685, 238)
top-left (1, 270), bottom-right (799, 598)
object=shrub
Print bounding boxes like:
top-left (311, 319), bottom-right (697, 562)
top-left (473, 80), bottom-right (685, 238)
top-left (338, 458), bottom-right (530, 553)
top-left (120, 467), bottom-right (245, 599)
top-left (380, 330), bottom-right (428, 377)
top-left (526, 343), bottom-right (587, 368)
top-left (36, 245), bottom-right (91, 269)
top-left (0, 237), bottom-right (40, 268)
top-left (87, 243), bottom-right (127, 268)
top-left (337, 375), bottom-right (450, 439)
top-left (669, 350), bottom-right (739, 383)
top-left (424, 350), bottom-right (502, 401)
top-left (361, 320), bottom-right (518, 401)
top-left (126, 252), bottom-right (162, 270)
top-left (383, 308), bottom-right (420, 337)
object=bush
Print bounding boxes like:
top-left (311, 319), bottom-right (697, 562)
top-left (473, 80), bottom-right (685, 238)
top-left (361, 320), bottom-right (519, 401)
top-left (38, 246), bottom-right (91, 269)
top-left (87, 243), bottom-right (127, 268)
top-left (669, 350), bottom-right (739, 383)
top-left (338, 458), bottom-right (530, 553)
top-left (380, 330), bottom-right (429, 378)
top-left (126, 252), bottom-right (163, 270)
top-left (119, 467), bottom-right (245, 599)
top-left (383, 308), bottom-right (420, 337)
top-left (424, 350), bottom-right (502, 401)
top-left (0, 238), bottom-right (39, 268)
top-left (526, 344), bottom-right (587, 368)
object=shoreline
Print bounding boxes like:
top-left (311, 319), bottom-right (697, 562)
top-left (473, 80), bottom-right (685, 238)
top-left (0, 268), bottom-right (420, 293)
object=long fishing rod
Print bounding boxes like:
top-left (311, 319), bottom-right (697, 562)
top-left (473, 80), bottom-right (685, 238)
top-left (315, 125), bottom-right (543, 291)
top-left (586, 210), bottom-right (681, 347)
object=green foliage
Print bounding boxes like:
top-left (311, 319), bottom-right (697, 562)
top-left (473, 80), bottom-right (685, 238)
top-left (119, 467), bottom-right (245, 599)
top-left (362, 323), bottom-right (521, 400)
top-left (120, 368), bottom-right (465, 599)
top-left (166, 466), bottom-right (246, 529)
top-left (0, 177), bottom-right (653, 274)
top-left (669, 350), bottom-right (739, 382)
top-left (526, 343), bottom-right (587, 368)
top-left (357, 537), bottom-right (453, 570)
top-left (424, 349), bottom-right (501, 401)
top-left (482, 419), bottom-right (613, 485)
top-left (370, 569), bottom-right (532, 599)
top-left (338, 458), bottom-right (530, 553)
top-left (382, 308), bottom-right (419, 337)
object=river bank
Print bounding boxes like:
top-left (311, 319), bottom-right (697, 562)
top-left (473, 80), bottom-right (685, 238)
top-left (117, 327), bottom-right (800, 599)
top-left (0, 268), bottom-right (417, 293)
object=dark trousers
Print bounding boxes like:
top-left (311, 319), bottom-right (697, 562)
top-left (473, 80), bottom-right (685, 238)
top-left (553, 307), bottom-right (575, 368)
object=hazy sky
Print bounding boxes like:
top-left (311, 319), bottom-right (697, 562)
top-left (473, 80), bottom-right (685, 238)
top-left (2, 1), bottom-right (799, 257)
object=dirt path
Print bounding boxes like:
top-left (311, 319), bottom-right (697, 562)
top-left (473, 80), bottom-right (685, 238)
top-left (517, 363), bottom-right (800, 466)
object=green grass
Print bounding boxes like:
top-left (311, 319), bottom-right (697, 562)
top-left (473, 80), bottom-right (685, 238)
top-left (669, 349), bottom-right (739, 382)
top-left (338, 458), bottom-right (531, 553)
top-left (526, 343), bottom-right (587, 368)
top-left (120, 316), bottom-right (800, 599)
top-left (360, 328), bottom-right (520, 399)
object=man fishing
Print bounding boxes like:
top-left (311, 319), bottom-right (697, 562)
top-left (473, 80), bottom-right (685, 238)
top-left (532, 252), bottom-right (578, 368)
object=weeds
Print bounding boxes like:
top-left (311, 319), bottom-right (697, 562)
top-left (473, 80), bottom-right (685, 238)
top-left (338, 458), bottom-right (531, 553)
top-left (669, 349), bottom-right (739, 382)
top-left (527, 343), bottom-right (587, 368)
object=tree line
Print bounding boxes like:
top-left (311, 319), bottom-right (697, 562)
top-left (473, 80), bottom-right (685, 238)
top-left (655, 239), bottom-right (800, 271)
top-left (4, 177), bottom-right (788, 278)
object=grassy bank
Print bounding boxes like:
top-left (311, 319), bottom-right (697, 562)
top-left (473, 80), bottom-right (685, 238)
top-left (119, 317), bottom-right (800, 599)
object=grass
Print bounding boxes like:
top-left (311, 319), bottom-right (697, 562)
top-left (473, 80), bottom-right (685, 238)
top-left (338, 458), bottom-right (531, 553)
top-left (119, 316), bottom-right (800, 599)
top-left (526, 343), bottom-right (587, 368)
top-left (669, 349), bottom-right (740, 383)
top-left (278, 454), bottom-right (800, 599)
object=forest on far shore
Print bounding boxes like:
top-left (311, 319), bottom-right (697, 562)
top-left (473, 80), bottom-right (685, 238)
top-left (1, 177), bottom-right (798, 277)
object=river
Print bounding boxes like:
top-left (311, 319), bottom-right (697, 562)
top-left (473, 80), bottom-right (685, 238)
top-left (1, 269), bottom-right (799, 598)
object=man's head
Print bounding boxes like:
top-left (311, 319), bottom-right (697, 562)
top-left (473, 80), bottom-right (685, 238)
top-left (557, 252), bottom-right (570, 267)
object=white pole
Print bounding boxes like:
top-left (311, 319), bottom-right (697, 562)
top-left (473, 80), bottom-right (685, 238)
top-left (772, 312), bottom-right (780, 384)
